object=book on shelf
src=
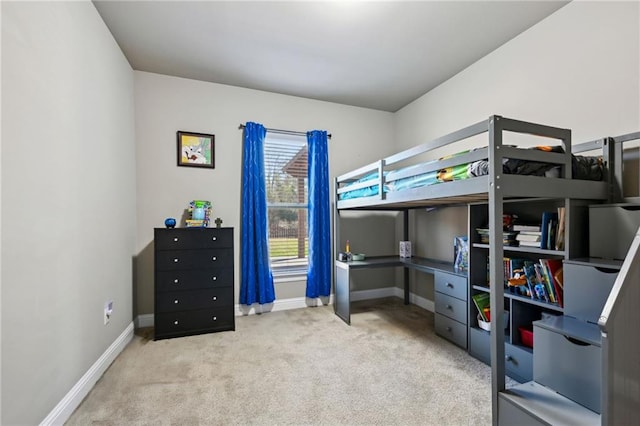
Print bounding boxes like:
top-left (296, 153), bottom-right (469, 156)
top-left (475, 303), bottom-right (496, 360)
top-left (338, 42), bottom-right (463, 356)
top-left (518, 240), bottom-right (542, 247)
top-left (540, 258), bottom-right (564, 307)
top-left (476, 228), bottom-right (518, 246)
top-left (523, 262), bottom-right (551, 302)
top-left (472, 293), bottom-right (491, 322)
top-left (535, 262), bottom-right (556, 303)
top-left (516, 232), bottom-right (542, 242)
top-left (555, 206), bottom-right (566, 250)
top-left (513, 224), bottom-right (541, 232)
top-left (540, 211), bottom-right (558, 250)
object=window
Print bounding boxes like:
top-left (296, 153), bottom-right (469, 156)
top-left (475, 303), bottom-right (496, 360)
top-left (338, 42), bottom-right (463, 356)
top-left (264, 133), bottom-right (308, 276)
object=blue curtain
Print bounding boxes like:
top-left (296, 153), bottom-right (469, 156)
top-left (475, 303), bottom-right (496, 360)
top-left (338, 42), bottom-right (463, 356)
top-left (240, 122), bottom-right (275, 305)
top-left (306, 130), bottom-right (331, 298)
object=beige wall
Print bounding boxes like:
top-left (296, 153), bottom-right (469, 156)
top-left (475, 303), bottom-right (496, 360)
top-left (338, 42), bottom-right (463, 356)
top-left (1, 2), bottom-right (136, 424)
top-left (394, 1), bottom-right (640, 300)
top-left (133, 72), bottom-right (396, 315)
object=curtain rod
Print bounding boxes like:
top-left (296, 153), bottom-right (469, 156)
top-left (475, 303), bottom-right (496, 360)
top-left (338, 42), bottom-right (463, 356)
top-left (238, 124), bottom-right (331, 139)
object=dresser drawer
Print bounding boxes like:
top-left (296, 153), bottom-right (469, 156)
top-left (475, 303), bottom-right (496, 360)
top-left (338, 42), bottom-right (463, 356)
top-left (156, 287), bottom-right (233, 312)
top-left (435, 292), bottom-right (467, 324)
top-left (435, 313), bottom-right (467, 349)
top-left (155, 228), bottom-right (233, 250)
top-left (434, 271), bottom-right (467, 301)
top-left (155, 308), bottom-right (234, 339)
top-left (155, 248), bottom-right (233, 271)
top-left (156, 268), bottom-right (233, 293)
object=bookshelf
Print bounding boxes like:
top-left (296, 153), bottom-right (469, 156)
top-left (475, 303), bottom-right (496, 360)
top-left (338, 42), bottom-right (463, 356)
top-left (467, 198), bottom-right (591, 382)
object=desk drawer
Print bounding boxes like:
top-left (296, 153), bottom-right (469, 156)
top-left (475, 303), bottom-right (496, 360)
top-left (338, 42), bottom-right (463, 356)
top-left (435, 292), bottom-right (467, 324)
top-left (435, 313), bottom-right (467, 349)
top-left (435, 271), bottom-right (467, 301)
top-left (156, 287), bottom-right (233, 312)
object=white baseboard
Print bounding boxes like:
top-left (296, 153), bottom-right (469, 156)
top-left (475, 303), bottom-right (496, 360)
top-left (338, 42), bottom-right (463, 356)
top-left (135, 313), bottom-right (154, 328)
top-left (40, 322), bottom-right (134, 426)
top-left (134, 286), bottom-right (433, 327)
top-left (235, 294), bottom-right (335, 316)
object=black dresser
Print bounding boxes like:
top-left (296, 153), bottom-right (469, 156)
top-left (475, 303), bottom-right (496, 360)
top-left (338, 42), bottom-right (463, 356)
top-left (154, 227), bottom-right (235, 340)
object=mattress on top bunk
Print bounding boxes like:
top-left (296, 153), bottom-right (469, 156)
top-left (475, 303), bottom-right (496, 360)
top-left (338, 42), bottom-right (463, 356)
top-left (338, 146), bottom-right (604, 201)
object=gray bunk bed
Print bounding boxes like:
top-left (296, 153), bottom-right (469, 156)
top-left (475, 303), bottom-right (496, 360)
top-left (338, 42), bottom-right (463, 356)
top-left (333, 115), bottom-right (615, 424)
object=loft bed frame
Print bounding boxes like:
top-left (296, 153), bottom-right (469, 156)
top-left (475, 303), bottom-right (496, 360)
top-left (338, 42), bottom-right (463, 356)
top-left (335, 115), bottom-right (614, 212)
top-left (332, 115), bottom-right (623, 424)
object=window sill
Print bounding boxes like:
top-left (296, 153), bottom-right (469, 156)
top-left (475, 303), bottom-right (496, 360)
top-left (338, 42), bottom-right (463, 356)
top-left (273, 271), bottom-right (308, 283)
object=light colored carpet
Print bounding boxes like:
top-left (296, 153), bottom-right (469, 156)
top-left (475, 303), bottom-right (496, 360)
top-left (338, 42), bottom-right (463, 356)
top-left (66, 298), bottom-right (499, 425)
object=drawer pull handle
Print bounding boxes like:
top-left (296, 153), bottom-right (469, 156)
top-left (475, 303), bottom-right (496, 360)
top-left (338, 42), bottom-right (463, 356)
top-left (212, 276), bottom-right (217, 281)
top-left (173, 237), bottom-right (178, 242)
top-left (174, 299), bottom-right (179, 304)
top-left (446, 327), bottom-right (452, 332)
top-left (212, 296), bottom-right (217, 301)
top-left (446, 283), bottom-right (454, 288)
top-left (212, 236), bottom-right (217, 241)
top-left (212, 316), bottom-right (217, 321)
top-left (173, 258), bottom-right (179, 263)
top-left (174, 279), bottom-right (179, 284)
top-left (174, 320), bottom-right (179, 325)
top-left (564, 336), bottom-right (591, 346)
top-left (506, 355), bottom-right (513, 362)
top-left (212, 256), bottom-right (217, 261)
top-left (446, 305), bottom-right (452, 310)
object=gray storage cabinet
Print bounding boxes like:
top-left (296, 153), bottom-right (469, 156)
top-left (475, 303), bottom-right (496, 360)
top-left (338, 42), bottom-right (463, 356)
top-left (534, 316), bottom-right (602, 413)
top-left (434, 271), bottom-right (468, 349)
top-left (589, 203), bottom-right (640, 260)
top-left (563, 259), bottom-right (620, 324)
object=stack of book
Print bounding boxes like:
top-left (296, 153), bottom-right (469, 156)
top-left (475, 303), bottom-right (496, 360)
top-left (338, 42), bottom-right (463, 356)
top-left (476, 228), bottom-right (519, 246)
top-left (513, 224), bottom-right (542, 248)
top-left (511, 206), bottom-right (566, 250)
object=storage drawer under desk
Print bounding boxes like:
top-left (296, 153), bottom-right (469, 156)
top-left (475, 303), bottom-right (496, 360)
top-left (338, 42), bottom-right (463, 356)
top-left (435, 292), bottom-right (467, 324)
top-left (156, 287), bottom-right (233, 312)
top-left (434, 271), bottom-right (467, 301)
top-left (435, 313), bottom-right (467, 349)
top-left (155, 307), bottom-right (234, 339)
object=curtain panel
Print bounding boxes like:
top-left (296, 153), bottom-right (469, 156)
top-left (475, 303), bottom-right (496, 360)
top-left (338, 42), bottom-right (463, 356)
top-left (306, 130), bottom-right (331, 298)
top-left (240, 122), bottom-right (275, 305)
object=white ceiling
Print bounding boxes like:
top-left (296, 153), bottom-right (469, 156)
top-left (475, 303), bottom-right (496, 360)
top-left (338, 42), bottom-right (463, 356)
top-left (93, 1), bottom-right (569, 112)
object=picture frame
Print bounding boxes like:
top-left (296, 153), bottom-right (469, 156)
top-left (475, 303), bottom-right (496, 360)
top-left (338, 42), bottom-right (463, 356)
top-left (177, 131), bottom-right (215, 168)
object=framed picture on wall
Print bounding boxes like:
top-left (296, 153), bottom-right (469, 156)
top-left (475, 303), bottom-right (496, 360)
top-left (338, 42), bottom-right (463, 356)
top-left (177, 131), bottom-right (215, 168)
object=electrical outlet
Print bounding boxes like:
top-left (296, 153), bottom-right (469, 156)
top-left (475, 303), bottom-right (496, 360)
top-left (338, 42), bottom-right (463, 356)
top-left (104, 301), bottom-right (113, 325)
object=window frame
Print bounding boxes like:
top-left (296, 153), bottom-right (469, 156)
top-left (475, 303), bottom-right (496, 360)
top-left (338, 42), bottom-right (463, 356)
top-left (263, 133), bottom-right (309, 278)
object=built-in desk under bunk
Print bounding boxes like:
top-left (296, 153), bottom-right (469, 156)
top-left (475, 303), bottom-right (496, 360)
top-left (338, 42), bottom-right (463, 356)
top-left (333, 115), bottom-right (613, 423)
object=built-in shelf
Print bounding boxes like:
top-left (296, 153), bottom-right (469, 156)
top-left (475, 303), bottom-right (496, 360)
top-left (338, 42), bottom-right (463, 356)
top-left (472, 285), bottom-right (564, 312)
top-left (473, 243), bottom-right (565, 257)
